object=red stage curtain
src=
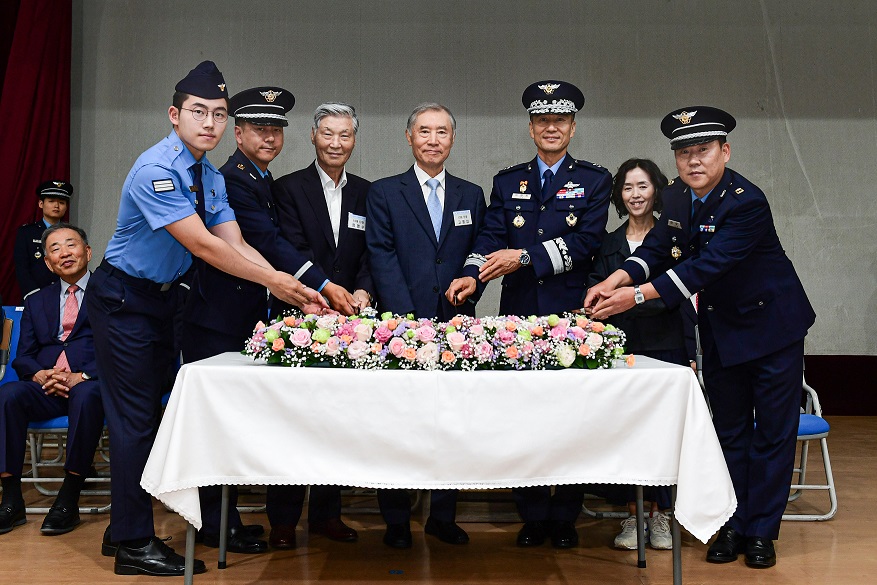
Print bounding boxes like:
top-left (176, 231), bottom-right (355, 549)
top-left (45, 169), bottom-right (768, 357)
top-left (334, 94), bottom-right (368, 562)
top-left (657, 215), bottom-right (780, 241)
top-left (0, 0), bottom-right (71, 305)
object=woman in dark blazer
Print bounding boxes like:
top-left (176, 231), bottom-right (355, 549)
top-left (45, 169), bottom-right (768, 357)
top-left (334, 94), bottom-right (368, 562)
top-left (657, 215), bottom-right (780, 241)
top-left (585, 158), bottom-right (691, 551)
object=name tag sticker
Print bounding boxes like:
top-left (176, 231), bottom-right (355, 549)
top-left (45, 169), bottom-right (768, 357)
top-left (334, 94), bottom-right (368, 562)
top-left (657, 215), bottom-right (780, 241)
top-left (512, 193), bottom-right (532, 200)
top-left (348, 213), bottom-right (366, 231)
top-left (453, 210), bottom-right (473, 226)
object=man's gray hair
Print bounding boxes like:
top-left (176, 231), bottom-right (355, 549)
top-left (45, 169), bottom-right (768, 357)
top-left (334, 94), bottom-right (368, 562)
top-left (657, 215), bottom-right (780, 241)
top-left (313, 102), bottom-right (359, 134)
top-left (41, 222), bottom-right (89, 253)
top-left (406, 103), bottom-right (456, 135)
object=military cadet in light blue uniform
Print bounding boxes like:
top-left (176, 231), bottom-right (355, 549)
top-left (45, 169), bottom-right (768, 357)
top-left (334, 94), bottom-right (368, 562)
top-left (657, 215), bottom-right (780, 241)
top-left (87, 61), bottom-right (326, 578)
top-left (447, 80), bottom-right (612, 551)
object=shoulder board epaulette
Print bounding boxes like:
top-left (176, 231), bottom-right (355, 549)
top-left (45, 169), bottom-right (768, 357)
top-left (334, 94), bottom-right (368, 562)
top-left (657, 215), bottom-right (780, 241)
top-left (497, 162), bottom-right (528, 175)
top-left (573, 159), bottom-right (608, 173)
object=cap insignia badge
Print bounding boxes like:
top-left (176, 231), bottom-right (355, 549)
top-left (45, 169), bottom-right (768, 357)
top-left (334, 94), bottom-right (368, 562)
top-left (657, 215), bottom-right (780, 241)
top-left (261, 90), bottom-right (282, 103)
top-left (566, 213), bottom-right (577, 227)
top-left (520, 181), bottom-right (528, 193)
top-left (218, 83), bottom-right (226, 91)
top-left (673, 110), bottom-right (697, 125)
top-left (513, 214), bottom-right (525, 228)
top-left (538, 83), bottom-right (561, 95)
top-left (671, 246), bottom-right (682, 259)
top-left (53, 181), bottom-right (64, 187)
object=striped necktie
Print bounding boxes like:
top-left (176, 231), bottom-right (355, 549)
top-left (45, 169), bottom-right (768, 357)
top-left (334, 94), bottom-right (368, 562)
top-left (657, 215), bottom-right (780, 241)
top-left (54, 284), bottom-right (79, 371)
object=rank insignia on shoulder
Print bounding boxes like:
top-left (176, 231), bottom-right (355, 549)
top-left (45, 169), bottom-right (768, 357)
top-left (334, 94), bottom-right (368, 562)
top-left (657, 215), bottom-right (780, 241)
top-left (237, 163), bottom-right (246, 170)
top-left (735, 187), bottom-right (744, 194)
top-left (671, 246), bottom-right (682, 259)
top-left (152, 179), bottom-right (175, 193)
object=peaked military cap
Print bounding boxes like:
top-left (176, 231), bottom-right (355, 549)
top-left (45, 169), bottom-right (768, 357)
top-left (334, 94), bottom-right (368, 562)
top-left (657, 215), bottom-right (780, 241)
top-left (522, 80), bottom-right (585, 115)
top-left (175, 60), bottom-right (229, 100)
top-left (36, 180), bottom-right (73, 200)
top-left (661, 106), bottom-right (736, 150)
top-left (229, 87), bottom-right (295, 127)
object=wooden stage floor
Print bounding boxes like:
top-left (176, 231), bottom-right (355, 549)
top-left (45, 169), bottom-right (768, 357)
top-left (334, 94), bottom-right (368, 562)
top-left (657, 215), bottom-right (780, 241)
top-left (1, 416), bottom-right (873, 584)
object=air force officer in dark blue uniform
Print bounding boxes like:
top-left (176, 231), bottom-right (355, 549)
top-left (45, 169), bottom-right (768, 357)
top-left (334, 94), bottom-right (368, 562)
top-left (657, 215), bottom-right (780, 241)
top-left (366, 103), bottom-right (486, 548)
top-left (586, 106), bottom-right (815, 569)
top-left (448, 81), bottom-right (611, 551)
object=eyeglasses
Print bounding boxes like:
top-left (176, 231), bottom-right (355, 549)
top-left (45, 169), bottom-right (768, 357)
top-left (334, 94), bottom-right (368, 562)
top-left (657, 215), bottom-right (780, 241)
top-left (180, 107), bottom-right (228, 124)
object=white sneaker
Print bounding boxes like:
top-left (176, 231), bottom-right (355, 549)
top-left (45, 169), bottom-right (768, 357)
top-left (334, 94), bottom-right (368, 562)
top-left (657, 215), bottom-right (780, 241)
top-left (613, 516), bottom-right (643, 549)
top-left (648, 512), bottom-right (672, 550)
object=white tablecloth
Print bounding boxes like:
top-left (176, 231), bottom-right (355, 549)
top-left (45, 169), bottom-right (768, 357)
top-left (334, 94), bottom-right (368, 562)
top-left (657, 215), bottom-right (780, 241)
top-left (142, 353), bottom-right (735, 543)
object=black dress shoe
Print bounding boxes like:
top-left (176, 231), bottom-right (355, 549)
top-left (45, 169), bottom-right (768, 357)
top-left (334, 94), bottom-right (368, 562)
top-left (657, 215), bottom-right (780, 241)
top-left (269, 524), bottom-right (297, 549)
top-left (200, 525), bottom-right (268, 554)
top-left (196, 523), bottom-right (265, 543)
top-left (383, 522), bottom-right (413, 549)
top-left (516, 521), bottom-right (547, 547)
top-left (309, 517), bottom-right (358, 542)
top-left (424, 516), bottom-right (469, 544)
top-left (0, 502), bottom-right (26, 535)
top-left (706, 526), bottom-right (745, 563)
top-left (101, 524), bottom-right (118, 556)
top-left (745, 537), bottom-right (776, 568)
top-left (40, 505), bottom-right (81, 535)
top-left (551, 521), bottom-right (579, 549)
top-left (114, 536), bottom-right (206, 576)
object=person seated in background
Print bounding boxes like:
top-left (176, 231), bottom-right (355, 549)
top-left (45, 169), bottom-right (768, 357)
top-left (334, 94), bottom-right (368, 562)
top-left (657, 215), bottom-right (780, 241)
top-left (586, 158), bottom-right (689, 551)
top-left (14, 180), bottom-right (73, 299)
top-left (0, 223), bottom-right (104, 537)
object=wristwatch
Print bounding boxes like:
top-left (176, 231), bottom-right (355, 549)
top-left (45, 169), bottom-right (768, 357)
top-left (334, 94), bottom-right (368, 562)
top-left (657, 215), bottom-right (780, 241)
top-left (633, 286), bottom-right (645, 305)
top-left (519, 249), bottom-right (531, 266)
top-left (80, 371), bottom-right (92, 381)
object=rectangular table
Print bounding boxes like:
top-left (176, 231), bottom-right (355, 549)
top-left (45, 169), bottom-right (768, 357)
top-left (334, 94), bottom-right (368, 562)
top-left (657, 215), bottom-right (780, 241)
top-left (142, 352), bottom-right (736, 583)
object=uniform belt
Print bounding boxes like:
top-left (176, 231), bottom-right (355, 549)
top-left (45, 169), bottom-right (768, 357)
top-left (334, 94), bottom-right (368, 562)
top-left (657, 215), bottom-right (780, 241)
top-left (98, 259), bottom-right (178, 293)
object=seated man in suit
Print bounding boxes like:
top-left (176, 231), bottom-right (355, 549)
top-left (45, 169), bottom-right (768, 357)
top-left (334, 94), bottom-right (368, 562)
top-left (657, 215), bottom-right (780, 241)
top-left (0, 223), bottom-right (104, 536)
top-left (265, 102), bottom-right (371, 549)
top-left (366, 103), bottom-right (486, 548)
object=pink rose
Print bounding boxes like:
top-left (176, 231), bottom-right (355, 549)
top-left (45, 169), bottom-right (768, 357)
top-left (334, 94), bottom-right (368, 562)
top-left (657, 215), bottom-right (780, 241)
top-left (347, 340), bottom-right (368, 360)
top-left (521, 341), bottom-right (534, 355)
top-left (446, 331), bottom-right (466, 352)
top-left (325, 336), bottom-right (341, 356)
top-left (468, 324), bottom-right (484, 336)
top-left (550, 325), bottom-right (568, 339)
top-left (255, 321), bottom-right (266, 331)
top-left (316, 315), bottom-right (336, 331)
top-left (557, 318), bottom-right (570, 329)
top-left (416, 342), bottom-right (439, 364)
top-left (290, 329), bottom-right (312, 347)
top-left (269, 321), bottom-right (284, 330)
top-left (388, 337), bottom-right (406, 357)
top-left (569, 326), bottom-right (586, 340)
top-left (374, 325), bottom-right (393, 344)
top-left (475, 341), bottom-right (494, 360)
top-left (460, 344), bottom-right (474, 359)
top-left (353, 323), bottom-right (373, 342)
top-left (415, 325), bottom-right (437, 342)
top-left (272, 338), bottom-right (285, 352)
top-left (497, 329), bottom-right (516, 344)
top-left (586, 332), bottom-right (604, 349)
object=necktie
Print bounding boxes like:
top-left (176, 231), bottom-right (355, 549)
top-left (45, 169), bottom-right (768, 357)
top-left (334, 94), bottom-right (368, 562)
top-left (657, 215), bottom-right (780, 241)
top-left (192, 162), bottom-right (205, 222)
top-left (691, 198), bottom-right (704, 231)
top-left (542, 168), bottom-right (554, 198)
top-left (426, 178), bottom-right (442, 241)
top-left (54, 284), bottom-right (79, 372)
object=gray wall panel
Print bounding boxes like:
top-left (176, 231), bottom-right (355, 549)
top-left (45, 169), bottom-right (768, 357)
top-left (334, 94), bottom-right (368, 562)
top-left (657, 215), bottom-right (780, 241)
top-left (72, 0), bottom-right (877, 355)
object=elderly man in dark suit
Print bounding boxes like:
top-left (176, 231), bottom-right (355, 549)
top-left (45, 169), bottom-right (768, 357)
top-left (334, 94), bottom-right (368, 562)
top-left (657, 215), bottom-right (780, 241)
top-left (0, 223), bottom-right (104, 536)
top-left (586, 106), bottom-right (816, 569)
top-left (366, 103), bottom-right (486, 548)
top-left (265, 103), bottom-right (371, 549)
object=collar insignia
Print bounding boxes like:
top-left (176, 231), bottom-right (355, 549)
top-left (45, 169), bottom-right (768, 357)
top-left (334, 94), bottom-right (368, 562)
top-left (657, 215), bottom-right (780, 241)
top-left (237, 163), bottom-right (246, 170)
top-left (673, 110), bottom-right (697, 124)
top-left (735, 187), bottom-right (744, 194)
top-left (538, 83), bottom-right (561, 95)
top-left (260, 90), bottom-right (281, 103)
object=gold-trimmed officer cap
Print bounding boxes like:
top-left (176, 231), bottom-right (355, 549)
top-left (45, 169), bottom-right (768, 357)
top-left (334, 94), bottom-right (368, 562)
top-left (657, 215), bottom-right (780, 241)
top-left (36, 180), bottom-right (73, 200)
top-left (522, 80), bottom-right (584, 115)
top-left (175, 61), bottom-right (229, 100)
top-left (661, 106), bottom-right (736, 150)
top-left (229, 87), bottom-right (295, 127)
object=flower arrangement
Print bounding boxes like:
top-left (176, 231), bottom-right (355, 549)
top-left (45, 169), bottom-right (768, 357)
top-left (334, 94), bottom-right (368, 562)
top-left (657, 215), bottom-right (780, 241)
top-left (243, 308), bottom-right (628, 371)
